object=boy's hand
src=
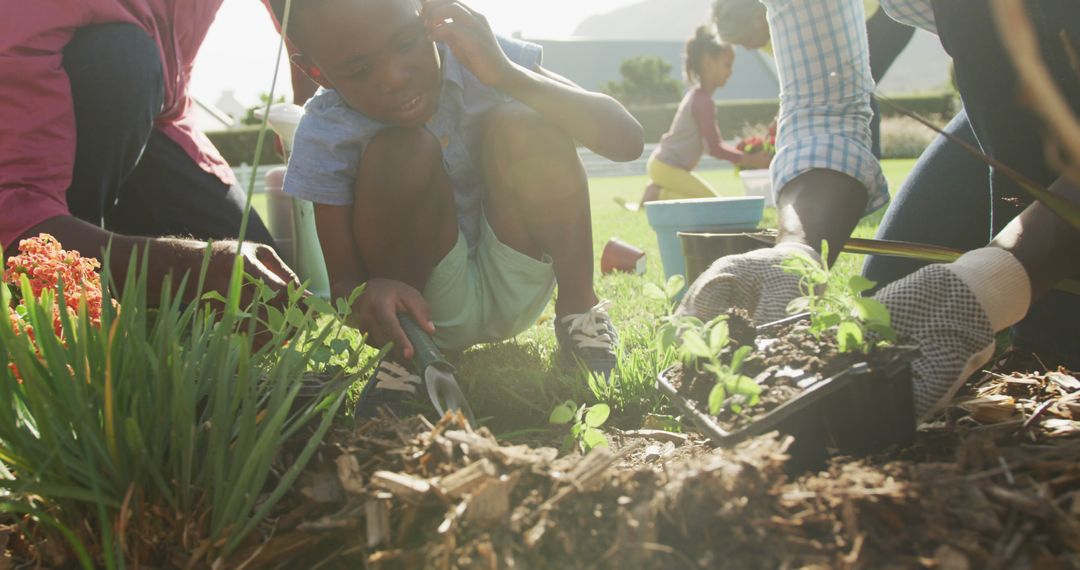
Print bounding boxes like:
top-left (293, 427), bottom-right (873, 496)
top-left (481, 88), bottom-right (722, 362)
top-left (353, 278), bottom-right (435, 360)
top-left (421, 0), bottom-right (516, 89)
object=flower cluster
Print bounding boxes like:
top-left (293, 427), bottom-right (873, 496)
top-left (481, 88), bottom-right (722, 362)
top-left (737, 134), bottom-right (776, 155)
top-left (4, 233), bottom-right (107, 339)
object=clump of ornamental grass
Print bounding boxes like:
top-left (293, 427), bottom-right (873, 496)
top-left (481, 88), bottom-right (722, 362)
top-left (0, 235), bottom-right (370, 568)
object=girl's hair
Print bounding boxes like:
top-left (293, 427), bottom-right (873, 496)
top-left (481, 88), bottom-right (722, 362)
top-left (685, 26), bottom-right (734, 85)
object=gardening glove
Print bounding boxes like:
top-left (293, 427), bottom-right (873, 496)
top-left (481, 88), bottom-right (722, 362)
top-left (677, 242), bottom-right (820, 325)
top-left (874, 248), bottom-right (1032, 419)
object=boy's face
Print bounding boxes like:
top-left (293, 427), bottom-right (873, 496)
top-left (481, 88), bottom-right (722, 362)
top-left (299, 0), bottom-right (441, 126)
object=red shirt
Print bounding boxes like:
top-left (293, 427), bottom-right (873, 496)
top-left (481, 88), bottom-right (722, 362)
top-left (0, 0), bottom-right (237, 250)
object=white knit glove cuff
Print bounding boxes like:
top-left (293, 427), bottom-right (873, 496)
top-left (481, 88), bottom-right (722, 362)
top-left (946, 247), bottom-right (1032, 332)
top-left (773, 241), bottom-right (822, 264)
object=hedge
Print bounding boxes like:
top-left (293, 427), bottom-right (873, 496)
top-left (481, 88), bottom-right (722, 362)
top-left (205, 127), bottom-right (284, 167)
top-left (630, 91), bottom-right (958, 142)
top-left (205, 92), bottom-right (959, 164)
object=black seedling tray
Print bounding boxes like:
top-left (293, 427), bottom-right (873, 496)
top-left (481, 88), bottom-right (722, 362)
top-left (657, 317), bottom-right (918, 472)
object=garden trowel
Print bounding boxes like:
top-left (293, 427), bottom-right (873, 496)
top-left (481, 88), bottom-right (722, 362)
top-left (397, 314), bottom-right (477, 426)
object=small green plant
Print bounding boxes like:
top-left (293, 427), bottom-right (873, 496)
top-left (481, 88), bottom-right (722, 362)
top-left (642, 274), bottom-right (686, 311)
top-left (780, 242), bottom-right (896, 353)
top-left (549, 401), bottom-right (610, 453)
top-left (658, 315), bottom-right (761, 415)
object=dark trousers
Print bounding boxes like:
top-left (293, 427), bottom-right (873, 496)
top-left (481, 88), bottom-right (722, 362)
top-left (62, 23), bottom-right (276, 248)
top-left (866, 7), bottom-right (917, 158)
top-left (864, 0), bottom-right (1080, 365)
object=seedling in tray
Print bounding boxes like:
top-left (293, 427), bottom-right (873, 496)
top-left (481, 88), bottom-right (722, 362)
top-left (656, 251), bottom-right (917, 471)
top-left (780, 242), bottom-right (896, 353)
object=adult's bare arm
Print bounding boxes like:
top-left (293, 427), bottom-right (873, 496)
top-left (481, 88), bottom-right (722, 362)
top-left (13, 215), bottom-right (297, 307)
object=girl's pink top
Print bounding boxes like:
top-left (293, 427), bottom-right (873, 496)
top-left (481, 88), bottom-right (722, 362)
top-left (0, 0), bottom-right (240, 249)
top-left (651, 87), bottom-right (744, 171)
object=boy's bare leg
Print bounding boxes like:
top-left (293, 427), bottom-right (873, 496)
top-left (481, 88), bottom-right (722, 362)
top-left (352, 127), bottom-right (458, 290)
top-left (479, 105), bottom-right (598, 316)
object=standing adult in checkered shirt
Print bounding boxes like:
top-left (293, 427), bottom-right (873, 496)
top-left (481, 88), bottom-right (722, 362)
top-left (681, 0), bottom-right (1080, 419)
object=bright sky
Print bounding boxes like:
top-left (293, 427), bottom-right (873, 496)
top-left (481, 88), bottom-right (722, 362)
top-left (190, 0), bottom-right (639, 109)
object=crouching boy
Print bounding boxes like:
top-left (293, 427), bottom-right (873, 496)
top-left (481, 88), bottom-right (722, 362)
top-left (268, 0), bottom-right (644, 416)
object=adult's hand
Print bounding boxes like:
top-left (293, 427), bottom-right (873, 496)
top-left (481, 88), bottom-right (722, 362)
top-left (197, 239), bottom-right (300, 309)
top-left (350, 278), bottom-right (434, 360)
top-left (874, 248), bottom-right (1031, 419)
top-left (677, 243), bottom-right (819, 325)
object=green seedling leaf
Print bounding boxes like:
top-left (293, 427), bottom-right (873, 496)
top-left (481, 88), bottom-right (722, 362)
top-left (310, 345), bottom-right (332, 365)
top-left (549, 402), bottom-right (576, 425)
top-left (266, 306), bottom-right (285, 332)
top-left (868, 322), bottom-right (898, 343)
top-left (730, 345), bottom-right (752, 373)
top-left (708, 383), bottom-right (727, 415)
top-left (681, 330), bottom-right (711, 360)
top-left (285, 306), bottom-right (305, 327)
top-left (643, 414), bottom-right (682, 432)
top-left (257, 281), bottom-right (277, 303)
top-left (853, 297), bottom-right (891, 327)
top-left (848, 275), bottom-right (876, 295)
top-left (656, 322), bottom-right (679, 352)
top-left (585, 404), bottom-right (610, 428)
top-left (330, 338), bottom-right (350, 355)
top-left (643, 282), bottom-right (667, 301)
top-left (837, 321), bottom-right (864, 353)
top-left (817, 312), bottom-right (841, 329)
top-left (708, 320), bottom-right (730, 354)
top-left (582, 428), bottom-right (608, 451)
top-left (305, 296), bottom-right (336, 316)
top-left (787, 296), bottom-right (811, 315)
top-left (202, 291), bottom-right (228, 304)
top-left (664, 274), bottom-right (686, 299)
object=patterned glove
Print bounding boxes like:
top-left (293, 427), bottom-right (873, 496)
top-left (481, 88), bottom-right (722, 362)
top-left (874, 248), bottom-right (1032, 418)
top-left (677, 243), bottom-right (819, 325)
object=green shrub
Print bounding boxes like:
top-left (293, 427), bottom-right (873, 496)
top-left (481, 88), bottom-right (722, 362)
top-left (206, 128), bottom-right (284, 167)
top-left (880, 116), bottom-right (938, 159)
top-left (630, 92), bottom-right (957, 143)
top-left (0, 245), bottom-right (369, 567)
top-left (602, 56), bottom-right (683, 106)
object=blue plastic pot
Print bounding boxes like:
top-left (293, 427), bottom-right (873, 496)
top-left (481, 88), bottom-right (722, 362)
top-left (644, 197), bottom-right (765, 281)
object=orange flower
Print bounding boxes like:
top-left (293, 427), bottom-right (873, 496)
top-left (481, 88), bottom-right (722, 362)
top-left (4, 233), bottom-right (106, 336)
top-left (5, 234), bottom-right (112, 380)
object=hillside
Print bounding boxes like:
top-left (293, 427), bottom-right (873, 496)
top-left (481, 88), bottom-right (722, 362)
top-left (572, 0), bottom-right (952, 93)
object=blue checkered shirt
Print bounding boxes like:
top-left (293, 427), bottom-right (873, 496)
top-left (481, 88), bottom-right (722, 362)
top-left (764, 0), bottom-right (935, 214)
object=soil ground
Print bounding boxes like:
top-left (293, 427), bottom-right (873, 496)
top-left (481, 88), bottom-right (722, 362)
top-left (227, 350), bottom-right (1079, 570)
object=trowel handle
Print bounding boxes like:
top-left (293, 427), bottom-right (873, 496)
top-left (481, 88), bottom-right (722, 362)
top-left (398, 313), bottom-right (452, 373)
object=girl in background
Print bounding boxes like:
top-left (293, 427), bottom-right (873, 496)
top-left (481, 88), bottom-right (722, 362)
top-left (632, 27), bottom-right (770, 208)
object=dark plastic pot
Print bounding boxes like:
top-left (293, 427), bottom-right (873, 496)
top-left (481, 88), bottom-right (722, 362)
top-left (679, 231), bottom-right (773, 284)
top-left (657, 316), bottom-right (918, 472)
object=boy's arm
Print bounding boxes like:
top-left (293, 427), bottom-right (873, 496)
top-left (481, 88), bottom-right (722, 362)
top-left (314, 204), bottom-right (367, 300)
top-left (422, 1), bottom-right (644, 162)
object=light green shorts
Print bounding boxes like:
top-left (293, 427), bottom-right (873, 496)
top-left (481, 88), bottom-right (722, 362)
top-left (424, 217), bottom-right (556, 351)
